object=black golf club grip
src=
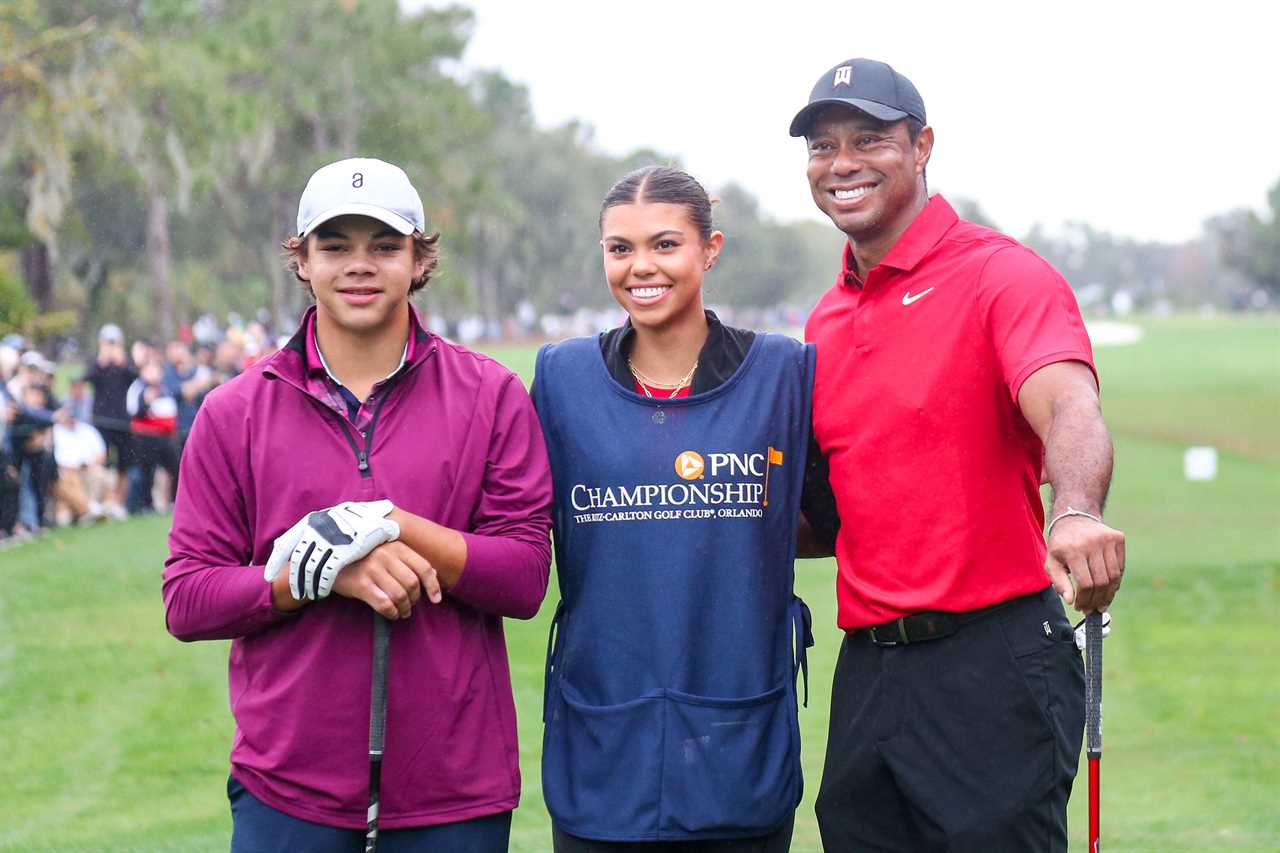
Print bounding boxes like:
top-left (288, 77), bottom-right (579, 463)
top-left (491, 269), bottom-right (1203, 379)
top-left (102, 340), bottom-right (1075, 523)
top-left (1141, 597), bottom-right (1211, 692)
top-left (1084, 611), bottom-right (1103, 759)
top-left (370, 615), bottom-right (391, 752)
top-left (366, 615), bottom-right (392, 852)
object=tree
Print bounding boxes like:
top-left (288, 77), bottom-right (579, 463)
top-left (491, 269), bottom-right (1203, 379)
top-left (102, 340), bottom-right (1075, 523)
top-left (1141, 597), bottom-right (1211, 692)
top-left (1211, 177), bottom-right (1280, 300)
top-left (107, 26), bottom-right (205, 341)
top-left (1, 0), bottom-right (851, 343)
top-left (1023, 221), bottom-right (1173, 311)
top-left (0, 5), bottom-right (133, 313)
top-left (951, 196), bottom-right (998, 231)
top-left (710, 183), bottom-right (843, 309)
top-left (193, 0), bottom-right (480, 330)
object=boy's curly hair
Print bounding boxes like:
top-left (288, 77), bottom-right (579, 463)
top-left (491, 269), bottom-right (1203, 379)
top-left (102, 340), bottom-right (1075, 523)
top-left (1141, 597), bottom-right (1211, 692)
top-left (281, 230), bottom-right (441, 294)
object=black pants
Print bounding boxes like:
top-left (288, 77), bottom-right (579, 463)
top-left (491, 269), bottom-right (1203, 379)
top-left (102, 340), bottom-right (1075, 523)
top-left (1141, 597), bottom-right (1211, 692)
top-left (0, 449), bottom-right (19, 533)
top-left (98, 426), bottom-right (133, 472)
top-left (815, 587), bottom-right (1084, 852)
top-left (20, 449), bottom-right (56, 528)
top-left (552, 815), bottom-right (794, 852)
top-left (128, 433), bottom-right (178, 512)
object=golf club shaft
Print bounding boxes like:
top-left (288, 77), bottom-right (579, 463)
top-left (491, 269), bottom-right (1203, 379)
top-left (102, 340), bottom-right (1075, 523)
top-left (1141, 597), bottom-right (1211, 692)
top-left (366, 614), bottom-right (391, 853)
top-left (1085, 611), bottom-right (1103, 852)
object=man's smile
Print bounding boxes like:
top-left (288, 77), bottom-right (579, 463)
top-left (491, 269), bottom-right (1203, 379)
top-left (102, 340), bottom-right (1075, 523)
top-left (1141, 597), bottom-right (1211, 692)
top-left (827, 182), bottom-right (878, 206)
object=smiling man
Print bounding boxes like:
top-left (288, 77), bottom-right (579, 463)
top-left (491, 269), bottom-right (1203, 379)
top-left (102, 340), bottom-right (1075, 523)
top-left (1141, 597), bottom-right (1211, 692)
top-left (163, 158), bottom-right (552, 852)
top-left (793, 60), bottom-right (1126, 850)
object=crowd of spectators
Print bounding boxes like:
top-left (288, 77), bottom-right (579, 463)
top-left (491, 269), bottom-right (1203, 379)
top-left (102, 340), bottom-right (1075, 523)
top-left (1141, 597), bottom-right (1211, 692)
top-left (0, 303), bottom-right (812, 546)
top-left (0, 317), bottom-right (271, 545)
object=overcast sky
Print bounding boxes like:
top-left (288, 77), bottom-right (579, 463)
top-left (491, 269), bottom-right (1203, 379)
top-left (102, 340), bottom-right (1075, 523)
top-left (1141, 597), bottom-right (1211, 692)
top-left (410, 0), bottom-right (1280, 243)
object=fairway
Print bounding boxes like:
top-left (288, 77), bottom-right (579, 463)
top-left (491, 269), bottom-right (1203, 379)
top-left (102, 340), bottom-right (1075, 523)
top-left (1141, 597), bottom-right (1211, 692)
top-left (0, 315), bottom-right (1276, 851)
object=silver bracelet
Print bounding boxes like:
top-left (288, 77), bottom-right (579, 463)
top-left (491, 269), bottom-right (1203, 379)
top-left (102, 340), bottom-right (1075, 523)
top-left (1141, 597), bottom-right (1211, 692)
top-left (1046, 506), bottom-right (1104, 540)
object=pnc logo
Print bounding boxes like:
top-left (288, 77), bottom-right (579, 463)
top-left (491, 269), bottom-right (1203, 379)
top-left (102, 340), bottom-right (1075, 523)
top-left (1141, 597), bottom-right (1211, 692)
top-left (674, 451), bottom-right (705, 480)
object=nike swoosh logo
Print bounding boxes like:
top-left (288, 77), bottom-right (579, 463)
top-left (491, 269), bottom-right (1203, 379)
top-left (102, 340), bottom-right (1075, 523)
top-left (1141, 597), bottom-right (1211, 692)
top-left (902, 287), bottom-right (935, 306)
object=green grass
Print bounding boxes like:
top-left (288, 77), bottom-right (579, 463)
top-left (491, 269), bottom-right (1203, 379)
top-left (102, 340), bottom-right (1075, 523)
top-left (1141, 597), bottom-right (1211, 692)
top-left (1, 314), bottom-right (1276, 851)
top-left (1094, 315), bottom-right (1280, 464)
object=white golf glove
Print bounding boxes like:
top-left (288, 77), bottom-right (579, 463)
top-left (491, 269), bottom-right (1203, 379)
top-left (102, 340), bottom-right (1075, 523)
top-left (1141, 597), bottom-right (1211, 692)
top-left (1073, 611), bottom-right (1113, 651)
top-left (263, 500), bottom-right (401, 601)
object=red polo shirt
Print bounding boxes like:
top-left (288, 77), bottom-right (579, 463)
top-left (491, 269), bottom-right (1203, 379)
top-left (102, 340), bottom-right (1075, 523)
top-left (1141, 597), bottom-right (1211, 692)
top-left (805, 195), bottom-right (1096, 630)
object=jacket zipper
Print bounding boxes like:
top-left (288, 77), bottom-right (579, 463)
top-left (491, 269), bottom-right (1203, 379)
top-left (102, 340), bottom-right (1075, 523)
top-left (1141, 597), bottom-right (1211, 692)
top-left (267, 341), bottom-right (438, 478)
top-left (337, 392), bottom-right (388, 477)
top-left (332, 343), bottom-right (437, 476)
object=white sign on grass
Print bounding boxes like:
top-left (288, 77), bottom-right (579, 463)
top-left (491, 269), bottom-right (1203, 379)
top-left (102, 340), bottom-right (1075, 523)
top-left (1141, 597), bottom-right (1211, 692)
top-left (1184, 446), bottom-right (1219, 481)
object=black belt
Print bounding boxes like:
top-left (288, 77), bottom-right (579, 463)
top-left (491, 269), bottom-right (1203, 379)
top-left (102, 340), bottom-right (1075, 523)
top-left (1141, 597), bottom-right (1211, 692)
top-left (860, 600), bottom-right (1010, 647)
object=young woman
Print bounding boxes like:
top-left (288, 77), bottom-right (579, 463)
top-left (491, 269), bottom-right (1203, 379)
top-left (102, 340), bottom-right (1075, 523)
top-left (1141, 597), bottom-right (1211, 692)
top-left (535, 167), bottom-right (817, 852)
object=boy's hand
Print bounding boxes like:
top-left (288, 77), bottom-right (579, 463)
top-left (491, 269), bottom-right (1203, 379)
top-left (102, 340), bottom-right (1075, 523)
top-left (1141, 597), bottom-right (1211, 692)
top-left (332, 541), bottom-right (442, 619)
top-left (264, 500), bottom-right (400, 601)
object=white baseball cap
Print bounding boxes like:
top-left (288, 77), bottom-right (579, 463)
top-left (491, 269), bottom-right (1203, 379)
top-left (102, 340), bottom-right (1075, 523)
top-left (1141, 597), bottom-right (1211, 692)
top-left (296, 157), bottom-right (426, 238)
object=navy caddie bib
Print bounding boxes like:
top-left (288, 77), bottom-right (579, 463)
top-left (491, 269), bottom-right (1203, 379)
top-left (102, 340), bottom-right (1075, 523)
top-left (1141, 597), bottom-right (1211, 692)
top-left (534, 332), bottom-right (815, 842)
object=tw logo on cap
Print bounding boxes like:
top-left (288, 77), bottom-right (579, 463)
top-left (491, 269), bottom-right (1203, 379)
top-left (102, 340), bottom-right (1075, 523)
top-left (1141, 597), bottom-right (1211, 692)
top-left (833, 66), bottom-right (853, 87)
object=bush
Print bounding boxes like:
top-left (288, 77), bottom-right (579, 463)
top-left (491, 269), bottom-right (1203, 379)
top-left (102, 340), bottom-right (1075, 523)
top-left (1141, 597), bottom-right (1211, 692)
top-left (0, 265), bottom-right (37, 335)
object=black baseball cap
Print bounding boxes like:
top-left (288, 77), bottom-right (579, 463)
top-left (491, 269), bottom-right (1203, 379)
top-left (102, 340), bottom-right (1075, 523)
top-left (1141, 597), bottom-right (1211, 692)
top-left (789, 58), bottom-right (926, 137)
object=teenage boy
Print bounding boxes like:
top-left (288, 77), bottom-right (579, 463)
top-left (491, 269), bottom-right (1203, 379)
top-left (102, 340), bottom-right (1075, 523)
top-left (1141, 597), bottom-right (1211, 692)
top-left (791, 60), bottom-right (1125, 851)
top-left (164, 157), bottom-right (553, 852)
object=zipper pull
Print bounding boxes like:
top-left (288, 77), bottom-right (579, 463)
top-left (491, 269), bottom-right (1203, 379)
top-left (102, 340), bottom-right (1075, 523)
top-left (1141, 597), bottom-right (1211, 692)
top-left (357, 451), bottom-right (369, 472)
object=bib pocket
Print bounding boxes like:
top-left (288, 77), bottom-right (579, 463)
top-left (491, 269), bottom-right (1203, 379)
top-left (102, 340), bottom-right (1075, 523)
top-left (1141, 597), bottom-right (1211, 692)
top-left (659, 684), bottom-right (798, 836)
top-left (543, 682), bottom-right (663, 837)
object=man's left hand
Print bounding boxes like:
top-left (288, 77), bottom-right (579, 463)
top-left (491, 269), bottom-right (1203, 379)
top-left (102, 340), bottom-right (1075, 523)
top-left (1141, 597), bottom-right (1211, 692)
top-left (1044, 514), bottom-right (1125, 612)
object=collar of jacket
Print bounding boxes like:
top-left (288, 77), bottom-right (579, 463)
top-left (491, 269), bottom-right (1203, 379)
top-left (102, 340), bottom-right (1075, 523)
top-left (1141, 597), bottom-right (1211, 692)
top-left (263, 303), bottom-right (436, 392)
top-left (601, 309), bottom-right (754, 395)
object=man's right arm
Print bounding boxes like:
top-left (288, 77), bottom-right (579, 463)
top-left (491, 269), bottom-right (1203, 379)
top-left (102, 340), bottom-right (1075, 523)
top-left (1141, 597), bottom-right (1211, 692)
top-left (163, 397), bottom-right (297, 641)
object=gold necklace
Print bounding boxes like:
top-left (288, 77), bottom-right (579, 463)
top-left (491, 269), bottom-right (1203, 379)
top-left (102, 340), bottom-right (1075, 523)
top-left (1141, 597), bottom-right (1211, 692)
top-left (627, 357), bottom-right (698, 399)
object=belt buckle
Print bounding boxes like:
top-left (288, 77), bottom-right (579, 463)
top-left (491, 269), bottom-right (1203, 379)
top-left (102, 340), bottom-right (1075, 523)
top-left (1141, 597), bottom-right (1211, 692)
top-left (869, 617), bottom-right (910, 647)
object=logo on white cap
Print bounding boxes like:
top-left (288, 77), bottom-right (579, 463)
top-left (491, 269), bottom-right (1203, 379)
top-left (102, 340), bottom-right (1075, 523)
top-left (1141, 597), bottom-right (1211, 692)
top-left (833, 66), bottom-right (853, 87)
top-left (296, 157), bottom-right (426, 238)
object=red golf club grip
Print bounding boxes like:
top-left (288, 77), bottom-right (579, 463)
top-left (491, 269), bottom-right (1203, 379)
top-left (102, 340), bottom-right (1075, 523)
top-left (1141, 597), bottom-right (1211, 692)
top-left (1089, 758), bottom-right (1101, 851)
